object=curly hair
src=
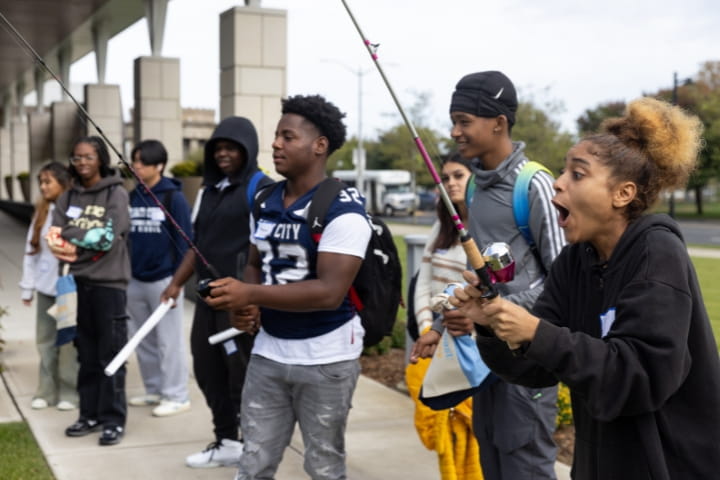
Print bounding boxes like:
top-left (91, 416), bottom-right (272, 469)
top-left (68, 135), bottom-right (113, 183)
top-left (281, 94), bottom-right (347, 155)
top-left (582, 97), bottom-right (703, 221)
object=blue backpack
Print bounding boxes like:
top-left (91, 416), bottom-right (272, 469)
top-left (465, 160), bottom-right (551, 269)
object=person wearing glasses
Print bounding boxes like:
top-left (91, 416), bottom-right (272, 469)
top-left (48, 136), bottom-right (131, 446)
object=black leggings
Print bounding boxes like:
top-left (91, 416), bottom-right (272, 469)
top-left (190, 301), bottom-right (253, 441)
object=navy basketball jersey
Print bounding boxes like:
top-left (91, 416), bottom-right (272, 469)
top-left (252, 180), bottom-right (368, 340)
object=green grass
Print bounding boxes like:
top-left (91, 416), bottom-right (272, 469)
top-left (692, 256), bottom-right (720, 351)
top-left (0, 422), bottom-right (54, 480)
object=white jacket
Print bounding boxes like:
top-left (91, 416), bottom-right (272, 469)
top-left (19, 204), bottom-right (59, 299)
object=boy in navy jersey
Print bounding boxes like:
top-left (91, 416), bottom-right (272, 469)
top-left (205, 94), bottom-right (371, 480)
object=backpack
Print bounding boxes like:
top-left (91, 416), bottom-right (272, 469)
top-left (465, 160), bottom-right (551, 268)
top-left (254, 178), bottom-right (403, 348)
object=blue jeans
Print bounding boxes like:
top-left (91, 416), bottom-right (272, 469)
top-left (236, 354), bottom-right (360, 480)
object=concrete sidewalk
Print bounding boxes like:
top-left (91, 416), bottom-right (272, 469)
top-left (0, 209), bottom-right (571, 479)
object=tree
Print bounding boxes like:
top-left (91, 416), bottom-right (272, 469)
top-left (576, 101), bottom-right (626, 136)
top-left (513, 97), bottom-right (576, 175)
top-left (652, 61), bottom-right (720, 214)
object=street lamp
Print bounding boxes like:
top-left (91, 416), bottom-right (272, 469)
top-left (322, 59), bottom-right (372, 196)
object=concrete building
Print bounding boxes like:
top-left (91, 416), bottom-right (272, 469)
top-left (0, 0), bottom-right (286, 207)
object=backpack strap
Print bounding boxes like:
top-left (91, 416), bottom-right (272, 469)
top-left (251, 181), bottom-right (280, 223)
top-left (307, 178), bottom-right (345, 240)
top-left (246, 170), bottom-right (266, 211)
top-left (306, 178), bottom-right (364, 311)
top-left (513, 161), bottom-right (552, 271)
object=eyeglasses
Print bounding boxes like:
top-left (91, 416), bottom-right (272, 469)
top-left (70, 154), bottom-right (98, 165)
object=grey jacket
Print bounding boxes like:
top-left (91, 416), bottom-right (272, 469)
top-left (467, 141), bottom-right (565, 309)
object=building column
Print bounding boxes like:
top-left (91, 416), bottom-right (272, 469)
top-left (219, 4), bottom-right (287, 174)
top-left (58, 46), bottom-right (72, 102)
top-left (144, 0), bottom-right (169, 56)
top-left (51, 101), bottom-right (82, 164)
top-left (0, 95), bottom-right (11, 200)
top-left (28, 111), bottom-right (51, 199)
top-left (133, 56), bottom-right (182, 166)
top-left (84, 84), bottom-right (123, 160)
top-left (10, 117), bottom-right (30, 202)
top-left (92, 19), bottom-right (110, 85)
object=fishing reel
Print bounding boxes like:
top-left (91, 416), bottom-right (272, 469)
top-left (482, 242), bottom-right (515, 284)
top-left (430, 242), bottom-right (515, 311)
top-left (196, 277), bottom-right (215, 298)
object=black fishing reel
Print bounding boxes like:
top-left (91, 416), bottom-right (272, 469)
top-left (196, 277), bottom-right (215, 298)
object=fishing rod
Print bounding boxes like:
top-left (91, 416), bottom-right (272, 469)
top-left (339, 0), bottom-right (498, 300)
top-left (0, 11), bottom-right (219, 280)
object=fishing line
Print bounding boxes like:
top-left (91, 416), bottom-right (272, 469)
top-left (0, 11), bottom-right (219, 278)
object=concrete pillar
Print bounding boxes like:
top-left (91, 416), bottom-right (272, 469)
top-left (0, 127), bottom-right (10, 200)
top-left (219, 5), bottom-right (287, 174)
top-left (133, 56), bottom-right (182, 166)
top-left (15, 81), bottom-right (26, 120)
top-left (10, 116), bottom-right (30, 202)
top-left (92, 20), bottom-right (110, 85)
top-left (58, 46), bottom-right (72, 102)
top-left (28, 111), bottom-right (53, 201)
top-left (51, 101), bottom-right (83, 163)
top-left (144, 0), bottom-right (169, 56)
top-left (34, 67), bottom-right (46, 111)
top-left (84, 84), bottom-right (123, 160)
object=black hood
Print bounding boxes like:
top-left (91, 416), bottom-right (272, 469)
top-left (581, 213), bottom-right (684, 270)
top-left (203, 116), bottom-right (259, 186)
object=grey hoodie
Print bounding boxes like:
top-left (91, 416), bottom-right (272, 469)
top-left (467, 141), bottom-right (565, 308)
top-left (53, 173), bottom-right (130, 290)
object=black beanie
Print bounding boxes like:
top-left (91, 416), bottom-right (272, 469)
top-left (450, 71), bottom-right (518, 126)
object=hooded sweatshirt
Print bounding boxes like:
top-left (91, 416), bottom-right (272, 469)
top-left (129, 176), bottom-right (192, 281)
top-left (52, 173), bottom-right (130, 290)
top-left (475, 214), bottom-right (720, 479)
top-left (467, 141), bottom-right (565, 309)
top-left (194, 116), bottom-right (274, 279)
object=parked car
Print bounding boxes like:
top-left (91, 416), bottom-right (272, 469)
top-left (417, 190), bottom-right (437, 211)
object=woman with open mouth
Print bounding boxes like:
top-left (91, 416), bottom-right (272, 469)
top-left (446, 97), bottom-right (720, 479)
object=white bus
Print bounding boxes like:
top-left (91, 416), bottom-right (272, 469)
top-left (332, 169), bottom-right (418, 216)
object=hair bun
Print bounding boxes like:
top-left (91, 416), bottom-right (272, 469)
top-left (603, 97), bottom-right (703, 190)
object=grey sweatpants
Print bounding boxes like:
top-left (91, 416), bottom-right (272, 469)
top-left (126, 276), bottom-right (189, 402)
top-left (35, 292), bottom-right (79, 405)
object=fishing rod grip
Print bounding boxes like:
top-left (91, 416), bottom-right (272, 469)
top-left (461, 236), bottom-right (521, 351)
top-left (460, 236), bottom-right (498, 299)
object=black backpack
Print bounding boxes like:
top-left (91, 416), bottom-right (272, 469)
top-left (254, 178), bottom-right (403, 347)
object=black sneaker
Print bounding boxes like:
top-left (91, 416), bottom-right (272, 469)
top-left (99, 425), bottom-right (124, 446)
top-left (65, 419), bottom-right (101, 437)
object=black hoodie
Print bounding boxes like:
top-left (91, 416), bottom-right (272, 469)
top-left (475, 214), bottom-right (720, 479)
top-left (193, 116), bottom-right (273, 279)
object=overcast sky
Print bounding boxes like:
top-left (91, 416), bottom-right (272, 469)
top-left (65, 0), bottom-right (720, 139)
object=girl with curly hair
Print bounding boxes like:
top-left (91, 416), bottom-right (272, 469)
top-left (447, 97), bottom-right (720, 479)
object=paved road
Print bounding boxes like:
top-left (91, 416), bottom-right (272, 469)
top-left (388, 214), bottom-right (720, 252)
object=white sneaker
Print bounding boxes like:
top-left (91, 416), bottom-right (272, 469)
top-left (128, 394), bottom-right (161, 406)
top-left (56, 401), bottom-right (76, 411)
top-left (185, 439), bottom-right (243, 468)
top-left (31, 398), bottom-right (48, 409)
top-left (152, 399), bottom-right (191, 417)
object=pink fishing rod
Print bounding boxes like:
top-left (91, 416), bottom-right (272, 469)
top-left (340, 0), bottom-right (498, 299)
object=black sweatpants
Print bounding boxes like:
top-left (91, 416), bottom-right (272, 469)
top-left (75, 280), bottom-right (128, 427)
top-left (190, 301), bottom-right (253, 441)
